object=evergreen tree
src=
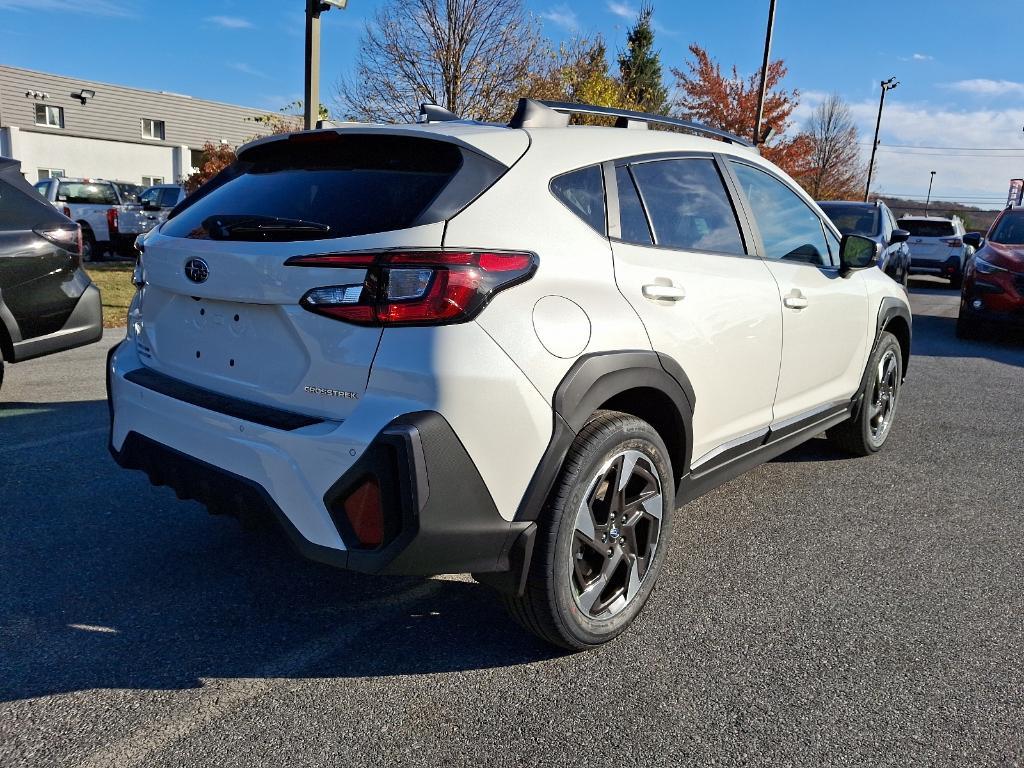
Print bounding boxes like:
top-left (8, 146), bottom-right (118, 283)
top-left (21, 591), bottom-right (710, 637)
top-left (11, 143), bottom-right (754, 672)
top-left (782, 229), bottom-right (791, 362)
top-left (617, 4), bottom-right (668, 114)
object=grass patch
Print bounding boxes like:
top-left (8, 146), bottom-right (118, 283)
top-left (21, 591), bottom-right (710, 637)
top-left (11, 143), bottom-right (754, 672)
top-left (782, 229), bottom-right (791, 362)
top-left (85, 261), bottom-right (135, 328)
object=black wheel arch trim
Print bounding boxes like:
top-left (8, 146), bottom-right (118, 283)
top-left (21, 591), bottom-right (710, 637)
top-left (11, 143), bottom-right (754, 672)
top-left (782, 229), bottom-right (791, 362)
top-left (513, 350), bottom-right (695, 524)
top-left (875, 296), bottom-right (912, 377)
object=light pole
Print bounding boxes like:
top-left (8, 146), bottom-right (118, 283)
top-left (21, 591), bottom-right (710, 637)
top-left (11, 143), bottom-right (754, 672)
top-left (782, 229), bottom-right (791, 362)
top-left (304, 0), bottom-right (348, 130)
top-left (864, 77), bottom-right (898, 202)
top-left (752, 0), bottom-right (777, 147)
top-left (925, 171), bottom-right (936, 215)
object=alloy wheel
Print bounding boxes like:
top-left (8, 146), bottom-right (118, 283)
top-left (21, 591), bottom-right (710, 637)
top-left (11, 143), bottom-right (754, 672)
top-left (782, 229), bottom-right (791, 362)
top-left (869, 349), bottom-right (900, 442)
top-left (570, 450), bottom-right (664, 619)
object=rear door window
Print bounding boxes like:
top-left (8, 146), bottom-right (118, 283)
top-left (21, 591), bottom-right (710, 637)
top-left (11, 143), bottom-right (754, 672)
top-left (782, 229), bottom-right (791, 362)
top-left (163, 134), bottom-right (502, 241)
top-left (550, 165), bottom-right (606, 234)
top-left (630, 158), bottom-right (745, 255)
top-left (614, 166), bottom-right (653, 245)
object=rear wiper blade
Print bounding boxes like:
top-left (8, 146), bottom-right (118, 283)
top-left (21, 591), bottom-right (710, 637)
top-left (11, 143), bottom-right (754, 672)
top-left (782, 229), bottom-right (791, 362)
top-left (203, 215), bottom-right (331, 239)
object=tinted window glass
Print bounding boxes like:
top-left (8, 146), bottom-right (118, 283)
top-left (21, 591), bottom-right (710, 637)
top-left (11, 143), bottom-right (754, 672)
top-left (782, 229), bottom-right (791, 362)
top-left (115, 183), bottom-right (143, 204)
top-left (0, 180), bottom-right (54, 229)
top-left (615, 166), bottom-right (652, 245)
top-left (164, 135), bottom-right (472, 241)
top-left (550, 165), bottom-right (605, 234)
top-left (731, 163), bottom-right (829, 265)
top-left (140, 188), bottom-right (160, 204)
top-left (630, 159), bottom-right (744, 254)
top-left (989, 210), bottom-right (1024, 244)
top-left (819, 203), bottom-right (879, 237)
top-left (160, 187), bottom-right (182, 207)
top-left (897, 219), bottom-right (956, 238)
top-left (58, 182), bottom-right (118, 205)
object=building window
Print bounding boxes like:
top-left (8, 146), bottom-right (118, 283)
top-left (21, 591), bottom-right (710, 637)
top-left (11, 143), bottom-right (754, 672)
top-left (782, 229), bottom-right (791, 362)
top-left (141, 118), bottom-right (166, 140)
top-left (34, 104), bottom-right (64, 128)
top-left (38, 168), bottom-right (65, 181)
top-left (141, 176), bottom-right (165, 187)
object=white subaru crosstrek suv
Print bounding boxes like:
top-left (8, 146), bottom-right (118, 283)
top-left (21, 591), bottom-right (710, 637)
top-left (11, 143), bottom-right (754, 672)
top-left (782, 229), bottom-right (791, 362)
top-left (108, 100), bottom-right (911, 650)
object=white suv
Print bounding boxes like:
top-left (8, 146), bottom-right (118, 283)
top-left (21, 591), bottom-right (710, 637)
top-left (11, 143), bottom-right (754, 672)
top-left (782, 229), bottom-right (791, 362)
top-left (108, 100), bottom-right (912, 650)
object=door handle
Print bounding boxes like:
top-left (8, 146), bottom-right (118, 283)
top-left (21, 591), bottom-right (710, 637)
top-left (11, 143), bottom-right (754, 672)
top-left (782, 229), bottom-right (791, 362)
top-left (642, 284), bottom-right (686, 301)
top-left (783, 291), bottom-right (808, 310)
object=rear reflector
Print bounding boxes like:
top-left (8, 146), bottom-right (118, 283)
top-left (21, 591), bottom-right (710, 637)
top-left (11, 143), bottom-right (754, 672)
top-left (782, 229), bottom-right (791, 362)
top-left (342, 475), bottom-right (384, 548)
top-left (287, 249), bottom-right (537, 326)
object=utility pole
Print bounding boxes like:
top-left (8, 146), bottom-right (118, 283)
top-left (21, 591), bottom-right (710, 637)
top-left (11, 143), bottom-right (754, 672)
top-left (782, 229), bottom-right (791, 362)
top-left (925, 171), bottom-right (936, 215)
top-left (304, 0), bottom-right (348, 130)
top-left (753, 0), bottom-right (777, 147)
top-left (864, 77), bottom-right (898, 201)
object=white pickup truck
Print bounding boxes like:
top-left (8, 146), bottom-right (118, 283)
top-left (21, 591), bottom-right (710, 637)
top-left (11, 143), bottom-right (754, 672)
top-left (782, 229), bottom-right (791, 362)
top-left (34, 177), bottom-right (150, 260)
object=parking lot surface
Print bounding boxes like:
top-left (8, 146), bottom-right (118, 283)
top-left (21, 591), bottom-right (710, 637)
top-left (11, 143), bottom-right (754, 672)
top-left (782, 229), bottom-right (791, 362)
top-left (1, 280), bottom-right (1022, 767)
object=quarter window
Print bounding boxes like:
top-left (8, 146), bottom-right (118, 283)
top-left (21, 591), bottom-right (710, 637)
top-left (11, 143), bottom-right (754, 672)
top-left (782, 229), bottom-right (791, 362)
top-left (614, 166), bottom-right (653, 245)
top-left (629, 158), bottom-right (745, 255)
top-left (731, 162), bottom-right (830, 266)
top-left (550, 165), bottom-right (606, 234)
top-left (34, 104), bottom-right (64, 128)
top-left (142, 118), bottom-right (166, 140)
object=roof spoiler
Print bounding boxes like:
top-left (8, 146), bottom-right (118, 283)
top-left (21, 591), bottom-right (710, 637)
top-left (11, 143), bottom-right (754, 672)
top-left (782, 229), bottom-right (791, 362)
top-left (507, 99), bottom-right (754, 147)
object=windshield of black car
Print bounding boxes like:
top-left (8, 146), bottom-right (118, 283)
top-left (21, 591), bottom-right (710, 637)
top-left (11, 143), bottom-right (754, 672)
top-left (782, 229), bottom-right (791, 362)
top-left (820, 205), bottom-right (879, 237)
top-left (989, 211), bottom-right (1024, 244)
top-left (161, 134), bottom-right (466, 241)
top-left (898, 219), bottom-right (955, 238)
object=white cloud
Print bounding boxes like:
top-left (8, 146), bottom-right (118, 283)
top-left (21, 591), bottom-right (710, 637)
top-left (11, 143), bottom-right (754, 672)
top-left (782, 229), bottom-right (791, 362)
top-left (945, 79), bottom-right (1024, 97)
top-left (912, 53), bottom-right (933, 61)
top-left (607, 1), bottom-right (637, 19)
top-left (541, 4), bottom-right (580, 31)
top-left (229, 62), bottom-right (270, 79)
top-left (0, 0), bottom-right (129, 14)
top-left (205, 15), bottom-right (253, 29)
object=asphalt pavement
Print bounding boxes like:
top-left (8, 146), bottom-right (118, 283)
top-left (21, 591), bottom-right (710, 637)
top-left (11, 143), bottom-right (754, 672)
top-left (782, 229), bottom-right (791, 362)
top-left (1, 279), bottom-right (1022, 767)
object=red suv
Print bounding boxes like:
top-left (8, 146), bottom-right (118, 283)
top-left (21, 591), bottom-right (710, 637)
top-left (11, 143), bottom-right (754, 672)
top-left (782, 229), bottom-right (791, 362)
top-left (958, 207), bottom-right (1024, 338)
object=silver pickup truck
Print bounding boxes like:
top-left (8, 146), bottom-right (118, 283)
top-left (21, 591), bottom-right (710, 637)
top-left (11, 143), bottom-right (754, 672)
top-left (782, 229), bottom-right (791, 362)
top-left (34, 177), bottom-right (151, 260)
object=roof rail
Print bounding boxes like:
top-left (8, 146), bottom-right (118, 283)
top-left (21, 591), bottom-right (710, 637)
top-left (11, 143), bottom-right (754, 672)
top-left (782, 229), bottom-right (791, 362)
top-left (508, 99), bottom-right (754, 147)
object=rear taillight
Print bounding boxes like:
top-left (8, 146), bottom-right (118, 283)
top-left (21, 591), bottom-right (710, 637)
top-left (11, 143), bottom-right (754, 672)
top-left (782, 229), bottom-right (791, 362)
top-left (35, 223), bottom-right (83, 259)
top-left (107, 207), bottom-right (119, 234)
top-left (941, 237), bottom-right (963, 248)
top-left (287, 250), bottom-right (537, 326)
top-left (62, 205), bottom-right (72, 218)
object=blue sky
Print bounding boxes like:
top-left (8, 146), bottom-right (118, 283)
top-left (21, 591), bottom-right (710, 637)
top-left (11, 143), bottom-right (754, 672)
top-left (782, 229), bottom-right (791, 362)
top-left (2, 0), bottom-right (1022, 204)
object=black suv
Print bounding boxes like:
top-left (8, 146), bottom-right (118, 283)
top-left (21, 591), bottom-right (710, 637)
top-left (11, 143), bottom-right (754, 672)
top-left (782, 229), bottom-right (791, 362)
top-left (0, 157), bottom-right (103, 389)
top-left (818, 200), bottom-right (911, 286)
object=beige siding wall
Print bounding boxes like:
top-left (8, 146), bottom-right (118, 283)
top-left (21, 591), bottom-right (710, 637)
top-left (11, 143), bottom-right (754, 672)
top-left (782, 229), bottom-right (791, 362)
top-left (0, 65), bottom-right (272, 149)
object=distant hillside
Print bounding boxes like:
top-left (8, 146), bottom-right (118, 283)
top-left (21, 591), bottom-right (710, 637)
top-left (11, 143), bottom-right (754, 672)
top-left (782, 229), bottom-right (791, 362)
top-left (876, 196), bottom-right (1001, 233)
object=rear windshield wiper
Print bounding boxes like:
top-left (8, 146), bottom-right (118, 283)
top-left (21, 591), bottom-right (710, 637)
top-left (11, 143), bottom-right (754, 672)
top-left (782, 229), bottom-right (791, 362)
top-left (202, 215), bottom-right (331, 240)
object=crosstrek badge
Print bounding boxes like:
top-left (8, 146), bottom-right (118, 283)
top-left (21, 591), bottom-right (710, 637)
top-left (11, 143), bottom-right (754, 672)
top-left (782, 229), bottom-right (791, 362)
top-left (304, 385), bottom-right (359, 399)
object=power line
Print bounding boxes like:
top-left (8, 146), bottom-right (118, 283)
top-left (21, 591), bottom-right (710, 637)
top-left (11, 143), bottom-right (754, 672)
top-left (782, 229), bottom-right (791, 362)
top-left (857, 143), bottom-right (1024, 151)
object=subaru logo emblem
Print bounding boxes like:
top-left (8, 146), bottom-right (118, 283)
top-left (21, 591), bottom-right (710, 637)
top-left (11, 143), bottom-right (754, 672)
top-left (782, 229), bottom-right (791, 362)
top-left (184, 258), bottom-right (209, 284)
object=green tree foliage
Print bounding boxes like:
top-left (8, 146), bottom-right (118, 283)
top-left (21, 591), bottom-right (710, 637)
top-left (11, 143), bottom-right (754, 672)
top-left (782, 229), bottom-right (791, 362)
top-left (617, 4), bottom-right (668, 114)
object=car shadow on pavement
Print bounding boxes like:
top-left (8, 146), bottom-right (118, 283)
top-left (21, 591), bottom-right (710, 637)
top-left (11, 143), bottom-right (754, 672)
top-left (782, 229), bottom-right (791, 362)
top-left (910, 314), bottom-right (1024, 366)
top-left (0, 400), bottom-right (560, 703)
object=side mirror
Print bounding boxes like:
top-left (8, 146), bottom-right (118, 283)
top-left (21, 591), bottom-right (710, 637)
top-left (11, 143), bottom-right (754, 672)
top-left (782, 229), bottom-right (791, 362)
top-left (963, 232), bottom-right (984, 249)
top-left (890, 228), bottom-right (910, 244)
top-left (839, 234), bottom-right (878, 276)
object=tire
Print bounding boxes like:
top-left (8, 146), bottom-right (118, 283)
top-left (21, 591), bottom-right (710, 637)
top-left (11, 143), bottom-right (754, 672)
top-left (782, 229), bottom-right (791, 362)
top-left (827, 331), bottom-right (903, 457)
top-left (503, 410), bottom-right (675, 651)
top-left (956, 310), bottom-right (981, 340)
top-left (81, 227), bottom-right (97, 263)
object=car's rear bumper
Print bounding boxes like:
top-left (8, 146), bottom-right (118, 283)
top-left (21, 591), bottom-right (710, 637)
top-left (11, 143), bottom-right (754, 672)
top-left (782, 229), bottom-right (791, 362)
top-left (909, 254), bottom-right (961, 277)
top-left (10, 281), bottom-right (103, 363)
top-left (106, 340), bottom-right (533, 576)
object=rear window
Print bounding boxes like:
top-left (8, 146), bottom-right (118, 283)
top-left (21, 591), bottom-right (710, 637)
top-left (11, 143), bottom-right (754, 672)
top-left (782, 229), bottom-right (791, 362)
top-left (163, 134), bottom-right (500, 241)
top-left (58, 182), bottom-right (118, 205)
top-left (0, 179), bottom-right (62, 230)
top-left (819, 204), bottom-right (878, 237)
top-left (898, 219), bottom-right (955, 238)
top-left (115, 183), bottom-right (143, 204)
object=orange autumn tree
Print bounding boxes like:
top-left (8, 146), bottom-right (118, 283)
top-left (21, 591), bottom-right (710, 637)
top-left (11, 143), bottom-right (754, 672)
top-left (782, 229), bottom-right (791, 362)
top-left (670, 44), bottom-right (812, 177)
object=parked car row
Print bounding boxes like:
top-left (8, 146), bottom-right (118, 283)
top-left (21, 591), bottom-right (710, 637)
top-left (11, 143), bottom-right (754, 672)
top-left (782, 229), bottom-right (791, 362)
top-left (957, 206), bottom-right (1024, 339)
top-left (32, 177), bottom-right (185, 261)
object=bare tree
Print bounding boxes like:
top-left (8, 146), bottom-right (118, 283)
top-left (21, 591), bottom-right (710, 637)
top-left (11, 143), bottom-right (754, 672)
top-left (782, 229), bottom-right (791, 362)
top-left (799, 93), bottom-right (867, 200)
top-left (337, 0), bottom-right (542, 123)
